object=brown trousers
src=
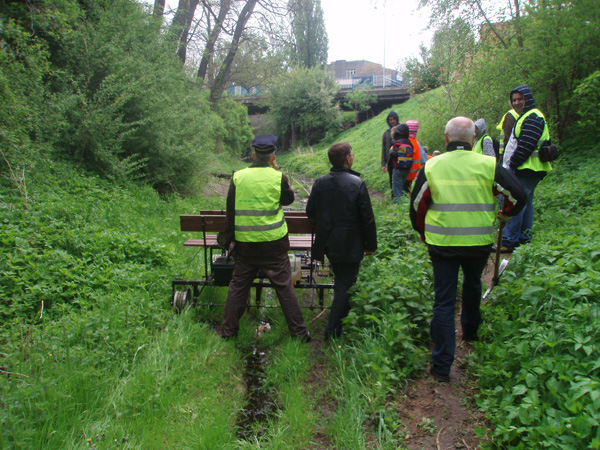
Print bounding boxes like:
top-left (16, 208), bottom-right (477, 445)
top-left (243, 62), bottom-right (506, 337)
top-left (220, 251), bottom-right (309, 338)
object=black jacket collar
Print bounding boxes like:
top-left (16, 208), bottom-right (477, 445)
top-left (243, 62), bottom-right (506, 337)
top-left (330, 166), bottom-right (362, 177)
top-left (446, 141), bottom-right (473, 152)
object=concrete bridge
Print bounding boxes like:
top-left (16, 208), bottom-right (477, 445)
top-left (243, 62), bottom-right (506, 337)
top-left (233, 86), bottom-right (410, 116)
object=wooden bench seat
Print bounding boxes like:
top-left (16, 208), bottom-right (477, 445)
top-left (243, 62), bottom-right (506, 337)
top-left (180, 212), bottom-right (314, 250)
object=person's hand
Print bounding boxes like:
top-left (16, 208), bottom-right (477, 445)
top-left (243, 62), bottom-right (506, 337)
top-left (497, 210), bottom-right (510, 222)
top-left (272, 159), bottom-right (279, 170)
top-left (381, 167), bottom-right (387, 173)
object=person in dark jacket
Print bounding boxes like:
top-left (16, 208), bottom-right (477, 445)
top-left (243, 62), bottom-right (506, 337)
top-left (501, 85), bottom-right (553, 252)
top-left (410, 117), bottom-right (526, 382)
top-left (381, 111), bottom-right (399, 196)
top-left (307, 142), bottom-right (378, 339)
top-left (218, 135), bottom-right (311, 341)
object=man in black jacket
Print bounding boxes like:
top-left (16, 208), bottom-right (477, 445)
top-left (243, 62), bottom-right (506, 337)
top-left (306, 142), bottom-right (378, 339)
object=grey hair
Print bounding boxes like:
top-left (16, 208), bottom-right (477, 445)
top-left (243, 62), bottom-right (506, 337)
top-left (445, 117), bottom-right (476, 143)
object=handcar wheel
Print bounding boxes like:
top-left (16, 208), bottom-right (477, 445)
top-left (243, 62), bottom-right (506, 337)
top-left (172, 288), bottom-right (191, 313)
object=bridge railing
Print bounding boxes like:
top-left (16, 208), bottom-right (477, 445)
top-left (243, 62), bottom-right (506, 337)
top-left (337, 75), bottom-right (403, 90)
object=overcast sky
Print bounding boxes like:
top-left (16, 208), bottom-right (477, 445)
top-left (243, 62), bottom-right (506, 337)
top-left (321, 0), bottom-right (433, 69)
top-left (143, 0), bottom-right (433, 70)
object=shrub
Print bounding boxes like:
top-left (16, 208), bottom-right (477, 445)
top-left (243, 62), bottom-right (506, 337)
top-left (267, 67), bottom-right (341, 148)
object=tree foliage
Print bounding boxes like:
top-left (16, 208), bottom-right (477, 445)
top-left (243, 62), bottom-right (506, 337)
top-left (344, 83), bottom-right (377, 119)
top-left (572, 70), bottom-right (600, 141)
top-left (0, 0), bottom-right (252, 196)
top-left (267, 67), bottom-right (341, 147)
top-left (402, 45), bottom-right (442, 94)
top-left (407, 18), bottom-right (475, 120)
top-left (288, 0), bottom-right (328, 68)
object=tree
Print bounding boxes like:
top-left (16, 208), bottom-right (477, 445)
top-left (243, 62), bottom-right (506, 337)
top-left (410, 18), bottom-right (475, 120)
top-left (402, 44), bottom-right (442, 93)
top-left (207, 0), bottom-right (259, 107)
top-left (226, 39), bottom-right (288, 94)
top-left (288, 0), bottom-right (328, 68)
top-left (196, 0), bottom-right (232, 82)
top-left (153, 0), bottom-right (166, 16)
top-left (171, 0), bottom-right (200, 63)
top-left (267, 67), bottom-right (340, 147)
top-left (170, 0), bottom-right (290, 109)
top-left (419, 0), bottom-right (512, 46)
top-left (344, 83), bottom-right (377, 120)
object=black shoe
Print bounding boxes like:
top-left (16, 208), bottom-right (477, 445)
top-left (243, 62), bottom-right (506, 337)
top-left (429, 366), bottom-right (450, 383)
top-left (462, 331), bottom-right (478, 342)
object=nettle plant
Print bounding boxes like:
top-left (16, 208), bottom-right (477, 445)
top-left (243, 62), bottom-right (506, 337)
top-left (344, 209), bottom-right (432, 386)
top-left (473, 144), bottom-right (600, 449)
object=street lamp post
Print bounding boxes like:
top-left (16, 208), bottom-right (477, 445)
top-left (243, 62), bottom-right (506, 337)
top-left (382, 0), bottom-right (386, 88)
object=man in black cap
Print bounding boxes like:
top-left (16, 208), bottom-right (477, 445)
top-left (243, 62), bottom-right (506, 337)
top-left (218, 134), bottom-right (311, 340)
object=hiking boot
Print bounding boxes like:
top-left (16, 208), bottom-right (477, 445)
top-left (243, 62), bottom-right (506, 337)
top-left (500, 246), bottom-right (514, 253)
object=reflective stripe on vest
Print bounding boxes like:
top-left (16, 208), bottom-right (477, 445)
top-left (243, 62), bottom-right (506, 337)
top-left (514, 108), bottom-right (551, 173)
top-left (424, 151), bottom-right (497, 246)
top-left (233, 167), bottom-right (288, 242)
top-left (407, 137), bottom-right (423, 181)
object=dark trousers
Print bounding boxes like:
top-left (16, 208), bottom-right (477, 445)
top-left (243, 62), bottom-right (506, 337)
top-left (221, 252), bottom-right (309, 338)
top-left (325, 261), bottom-right (361, 338)
top-left (430, 255), bottom-right (487, 376)
top-left (502, 171), bottom-right (541, 248)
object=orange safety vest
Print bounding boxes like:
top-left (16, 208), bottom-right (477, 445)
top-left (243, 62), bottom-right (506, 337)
top-left (407, 137), bottom-right (424, 182)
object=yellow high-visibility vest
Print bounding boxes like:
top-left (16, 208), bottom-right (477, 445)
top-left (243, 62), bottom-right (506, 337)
top-left (424, 151), bottom-right (497, 246)
top-left (512, 108), bottom-right (552, 173)
top-left (233, 167), bottom-right (287, 242)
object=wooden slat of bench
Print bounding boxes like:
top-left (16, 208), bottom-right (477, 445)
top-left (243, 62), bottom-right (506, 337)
top-left (184, 234), bottom-right (313, 251)
top-left (180, 214), bottom-right (226, 232)
top-left (180, 213), bottom-right (314, 234)
top-left (199, 210), bottom-right (306, 217)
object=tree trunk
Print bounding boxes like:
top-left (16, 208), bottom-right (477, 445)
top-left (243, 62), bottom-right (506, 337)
top-left (513, 0), bottom-right (524, 48)
top-left (473, 0), bottom-right (508, 48)
top-left (171, 0), bottom-right (200, 64)
top-left (152, 0), bottom-right (166, 16)
top-left (209, 0), bottom-right (258, 109)
top-left (197, 0), bottom-right (231, 81)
